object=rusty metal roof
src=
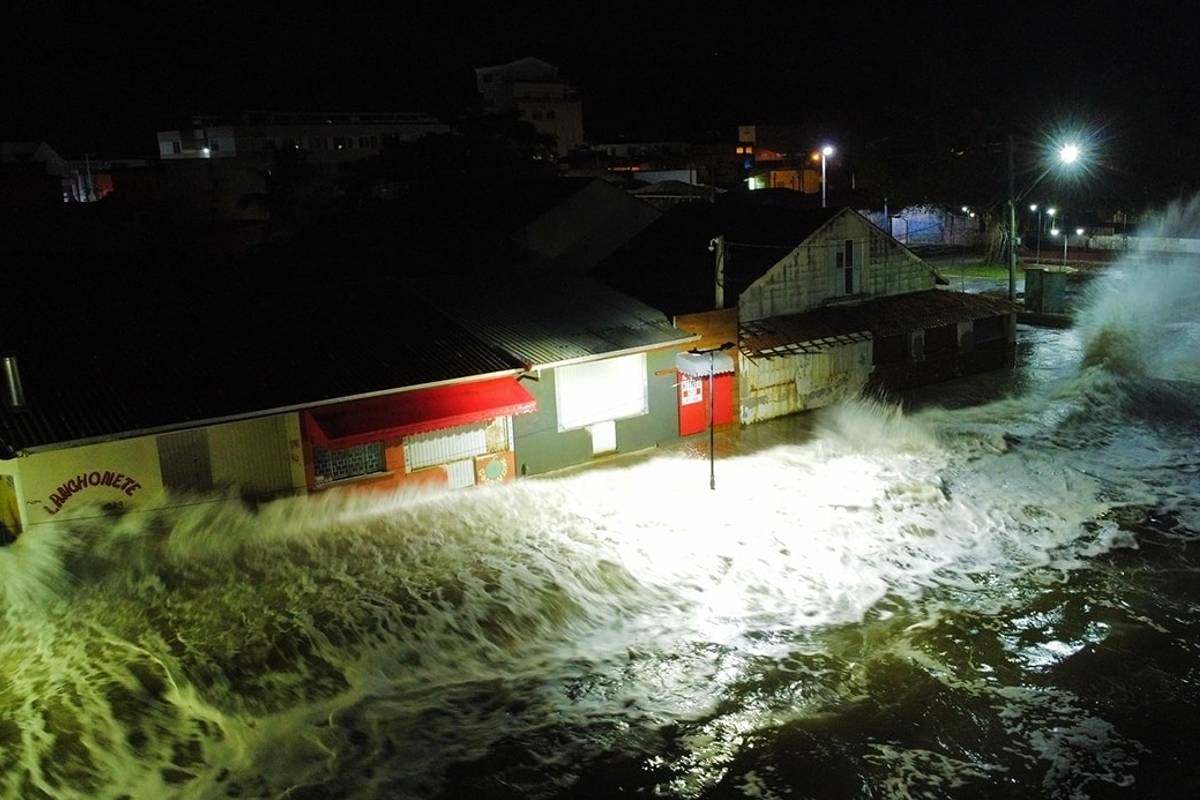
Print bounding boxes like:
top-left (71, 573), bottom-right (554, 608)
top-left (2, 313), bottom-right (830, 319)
top-left (740, 289), bottom-right (1018, 360)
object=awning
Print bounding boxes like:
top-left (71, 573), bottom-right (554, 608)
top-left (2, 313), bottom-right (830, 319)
top-left (304, 377), bottom-right (537, 449)
top-left (676, 351), bottom-right (735, 377)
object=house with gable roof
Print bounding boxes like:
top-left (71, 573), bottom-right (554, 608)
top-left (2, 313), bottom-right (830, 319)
top-left (594, 191), bottom-right (1017, 427)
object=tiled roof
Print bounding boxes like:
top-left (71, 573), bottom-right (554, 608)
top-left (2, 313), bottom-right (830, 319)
top-left (740, 289), bottom-right (1018, 360)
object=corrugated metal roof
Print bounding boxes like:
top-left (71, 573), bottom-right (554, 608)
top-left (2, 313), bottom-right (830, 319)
top-left (0, 285), bottom-right (524, 455)
top-left (740, 289), bottom-right (1018, 360)
top-left (426, 274), bottom-right (697, 369)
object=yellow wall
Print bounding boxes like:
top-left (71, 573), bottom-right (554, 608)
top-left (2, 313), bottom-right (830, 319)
top-left (18, 436), bottom-right (164, 528)
top-left (0, 461), bottom-right (21, 535)
top-left (208, 414), bottom-right (304, 497)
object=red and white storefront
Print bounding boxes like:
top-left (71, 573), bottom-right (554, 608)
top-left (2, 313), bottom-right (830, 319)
top-left (301, 376), bottom-right (538, 492)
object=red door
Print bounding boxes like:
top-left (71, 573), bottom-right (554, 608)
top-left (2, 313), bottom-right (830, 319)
top-left (678, 371), bottom-right (733, 436)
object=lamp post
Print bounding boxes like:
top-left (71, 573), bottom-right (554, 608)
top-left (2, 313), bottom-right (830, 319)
top-left (688, 341), bottom-right (736, 490)
top-left (1006, 140), bottom-right (1084, 298)
top-left (820, 145), bottom-right (834, 208)
top-left (1030, 204), bottom-right (1043, 265)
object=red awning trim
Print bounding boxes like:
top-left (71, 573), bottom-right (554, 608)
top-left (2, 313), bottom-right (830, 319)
top-left (303, 377), bottom-right (537, 450)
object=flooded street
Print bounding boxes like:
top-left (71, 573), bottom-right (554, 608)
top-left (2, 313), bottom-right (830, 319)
top-left (2, 254), bottom-right (1198, 799)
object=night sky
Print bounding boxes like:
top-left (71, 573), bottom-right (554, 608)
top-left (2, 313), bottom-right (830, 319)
top-left (8, 1), bottom-right (1200, 206)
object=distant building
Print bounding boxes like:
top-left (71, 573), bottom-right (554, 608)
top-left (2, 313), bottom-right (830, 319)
top-left (474, 57), bottom-right (584, 157)
top-left (156, 110), bottom-right (447, 165)
top-left (0, 141), bottom-right (70, 206)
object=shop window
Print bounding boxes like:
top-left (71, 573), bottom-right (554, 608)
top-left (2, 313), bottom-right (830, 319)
top-left (313, 442), bottom-right (385, 484)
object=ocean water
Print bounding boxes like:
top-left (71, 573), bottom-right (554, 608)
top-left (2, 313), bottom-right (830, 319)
top-left (2, 207), bottom-right (1198, 799)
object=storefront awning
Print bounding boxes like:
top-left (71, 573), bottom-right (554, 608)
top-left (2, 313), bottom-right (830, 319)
top-left (676, 351), bottom-right (735, 377)
top-left (304, 377), bottom-right (537, 449)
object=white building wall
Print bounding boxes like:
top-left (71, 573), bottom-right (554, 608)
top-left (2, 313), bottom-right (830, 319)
top-left (738, 212), bottom-right (938, 322)
top-left (739, 341), bottom-right (872, 424)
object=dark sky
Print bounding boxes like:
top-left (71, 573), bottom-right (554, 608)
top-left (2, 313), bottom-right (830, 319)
top-left (8, 1), bottom-right (1199, 203)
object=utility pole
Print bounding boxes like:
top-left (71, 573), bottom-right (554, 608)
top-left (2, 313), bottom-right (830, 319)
top-left (1007, 133), bottom-right (1017, 301)
top-left (711, 235), bottom-right (725, 309)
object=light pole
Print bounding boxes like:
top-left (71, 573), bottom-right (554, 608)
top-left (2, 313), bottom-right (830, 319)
top-left (688, 341), bottom-right (736, 490)
top-left (1030, 204), bottom-right (1043, 265)
top-left (820, 145), bottom-right (834, 208)
top-left (1006, 141), bottom-right (1083, 297)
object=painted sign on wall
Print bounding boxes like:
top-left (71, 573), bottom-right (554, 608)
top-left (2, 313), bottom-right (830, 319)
top-left (42, 470), bottom-right (143, 515)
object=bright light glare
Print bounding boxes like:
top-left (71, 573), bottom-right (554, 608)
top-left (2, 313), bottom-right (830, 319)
top-left (1076, 227), bottom-right (1084, 236)
top-left (1030, 204), bottom-right (1038, 211)
top-left (961, 206), bottom-right (969, 213)
top-left (1047, 207), bottom-right (1057, 216)
top-left (821, 145), bottom-right (834, 157)
top-left (1060, 143), bottom-right (1081, 164)
top-left (1051, 228), bottom-right (1061, 236)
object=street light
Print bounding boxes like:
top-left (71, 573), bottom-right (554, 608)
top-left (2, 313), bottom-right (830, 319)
top-left (688, 341), bottom-right (736, 490)
top-left (1005, 139), bottom-right (1086, 300)
top-left (1029, 204), bottom-right (1044, 264)
top-left (820, 145), bottom-right (834, 208)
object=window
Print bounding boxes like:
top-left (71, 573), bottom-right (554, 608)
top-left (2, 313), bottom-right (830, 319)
top-left (834, 239), bottom-right (857, 295)
top-left (171, 141), bottom-right (181, 154)
top-left (312, 442), bottom-right (385, 484)
top-left (924, 324), bottom-right (957, 355)
top-left (555, 354), bottom-right (648, 431)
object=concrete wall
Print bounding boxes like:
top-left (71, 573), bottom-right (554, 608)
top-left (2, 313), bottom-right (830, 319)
top-left (514, 348), bottom-right (680, 475)
top-left (1086, 235), bottom-right (1200, 254)
top-left (739, 341), bottom-right (872, 424)
top-left (738, 211), bottom-right (935, 322)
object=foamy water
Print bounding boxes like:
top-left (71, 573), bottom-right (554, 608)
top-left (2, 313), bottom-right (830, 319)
top-left (2, 208), bottom-right (1198, 799)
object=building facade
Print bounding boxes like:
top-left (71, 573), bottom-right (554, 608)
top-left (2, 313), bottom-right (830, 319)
top-left (474, 57), bottom-right (584, 157)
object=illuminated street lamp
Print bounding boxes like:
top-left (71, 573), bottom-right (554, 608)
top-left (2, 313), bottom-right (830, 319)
top-left (820, 145), bottom-right (835, 208)
top-left (1006, 140), bottom-right (1085, 300)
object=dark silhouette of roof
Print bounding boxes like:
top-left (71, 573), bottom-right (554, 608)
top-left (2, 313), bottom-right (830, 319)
top-left (0, 282), bottom-right (523, 456)
top-left (594, 193), bottom-right (842, 316)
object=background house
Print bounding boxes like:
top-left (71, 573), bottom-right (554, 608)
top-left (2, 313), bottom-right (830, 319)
top-left (595, 192), bottom-right (1016, 424)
